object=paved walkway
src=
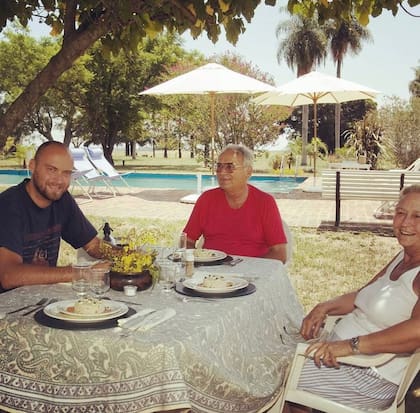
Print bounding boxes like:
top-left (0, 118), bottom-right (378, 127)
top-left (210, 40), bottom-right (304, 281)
top-left (77, 177), bottom-right (393, 231)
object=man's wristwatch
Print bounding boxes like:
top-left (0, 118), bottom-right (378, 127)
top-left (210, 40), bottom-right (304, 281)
top-left (350, 336), bottom-right (361, 354)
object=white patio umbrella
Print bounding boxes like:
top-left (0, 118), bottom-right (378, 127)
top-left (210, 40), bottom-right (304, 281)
top-left (253, 71), bottom-right (379, 183)
top-left (140, 63), bottom-right (276, 173)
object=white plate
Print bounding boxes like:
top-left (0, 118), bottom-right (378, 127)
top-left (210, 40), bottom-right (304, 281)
top-left (44, 300), bottom-right (128, 323)
top-left (193, 249), bottom-right (227, 262)
top-left (183, 276), bottom-right (248, 294)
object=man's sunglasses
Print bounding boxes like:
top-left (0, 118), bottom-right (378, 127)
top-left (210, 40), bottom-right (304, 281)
top-left (216, 162), bottom-right (245, 173)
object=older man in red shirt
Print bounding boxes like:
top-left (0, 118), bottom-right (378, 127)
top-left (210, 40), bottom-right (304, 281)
top-left (183, 144), bottom-right (287, 263)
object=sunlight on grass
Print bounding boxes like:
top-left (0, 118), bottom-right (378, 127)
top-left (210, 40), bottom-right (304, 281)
top-left (288, 229), bottom-right (399, 312)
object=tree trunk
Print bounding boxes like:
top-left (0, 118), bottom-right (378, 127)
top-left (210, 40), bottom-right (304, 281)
top-left (334, 103), bottom-right (341, 150)
top-left (103, 144), bottom-right (114, 165)
top-left (0, 16), bottom-right (110, 146)
top-left (130, 141), bottom-right (136, 159)
top-left (334, 60), bottom-right (342, 151)
top-left (63, 119), bottom-right (73, 146)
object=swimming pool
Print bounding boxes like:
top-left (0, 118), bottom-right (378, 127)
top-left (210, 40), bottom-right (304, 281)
top-left (0, 170), bottom-right (306, 194)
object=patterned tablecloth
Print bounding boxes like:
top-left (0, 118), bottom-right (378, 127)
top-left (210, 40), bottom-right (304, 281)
top-left (0, 257), bottom-right (304, 413)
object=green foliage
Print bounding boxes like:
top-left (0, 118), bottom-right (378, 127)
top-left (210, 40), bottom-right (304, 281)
top-left (0, 1), bottom-right (278, 145)
top-left (0, 28), bottom-right (91, 143)
top-left (378, 96), bottom-right (420, 168)
top-left (287, 0), bottom-right (411, 25)
top-left (324, 17), bottom-right (372, 77)
top-left (80, 33), bottom-right (188, 160)
top-left (0, 0), bottom-right (410, 147)
top-left (343, 111), bottom-right (384, 169)
top-left (276, 12), bottom-right (328, 76)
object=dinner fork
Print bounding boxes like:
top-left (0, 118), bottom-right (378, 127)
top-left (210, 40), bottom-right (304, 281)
top-left (22, 298), bottom-right (57, 316)
top-left (7, 297), bottom-right (49, 315)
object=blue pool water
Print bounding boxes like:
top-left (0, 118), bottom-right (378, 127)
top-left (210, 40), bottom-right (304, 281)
top-left (0, 169), bottom-right (306, 194)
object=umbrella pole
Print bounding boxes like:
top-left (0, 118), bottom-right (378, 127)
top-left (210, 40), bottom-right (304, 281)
top-left (313, 100), bottom-right (318, 185)
top-left (210, 93), bottom-right (216, 175)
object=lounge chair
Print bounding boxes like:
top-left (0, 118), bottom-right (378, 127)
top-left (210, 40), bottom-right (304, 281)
top-left (70, 147), bottom-right (117, 197)
top-left (85, 147), bottom-right (131, 187)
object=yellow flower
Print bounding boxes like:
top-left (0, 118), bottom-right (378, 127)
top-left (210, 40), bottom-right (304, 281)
top-left (100, 229), bottom-right (159, 283)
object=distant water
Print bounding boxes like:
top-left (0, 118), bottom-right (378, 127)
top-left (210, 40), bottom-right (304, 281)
top-left (0, 170), bottom-right (306, 194)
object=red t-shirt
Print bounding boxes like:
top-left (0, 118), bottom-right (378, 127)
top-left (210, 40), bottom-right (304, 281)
top-left (183, 185), bottom-right (286, 257)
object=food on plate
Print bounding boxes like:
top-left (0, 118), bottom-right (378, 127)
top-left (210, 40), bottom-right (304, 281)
top-left (67, 297), bottom-right (108, 315)
top-left (199, 274), bottom-right (233, 289)
top-left (194, 249), bottom-right (219, 259)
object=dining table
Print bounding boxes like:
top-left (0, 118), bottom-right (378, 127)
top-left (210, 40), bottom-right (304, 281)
top-left (0, 256), bottom-right (304, 413)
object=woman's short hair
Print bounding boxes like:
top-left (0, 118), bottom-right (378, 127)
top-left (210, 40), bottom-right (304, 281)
top-left (223, 144), bottom-right (254, 168)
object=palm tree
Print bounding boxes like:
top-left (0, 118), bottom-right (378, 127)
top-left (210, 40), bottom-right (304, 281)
top-left (324, 18), bottom-right (372, 150)
top-left (276, 13), bottom-right (327, 165)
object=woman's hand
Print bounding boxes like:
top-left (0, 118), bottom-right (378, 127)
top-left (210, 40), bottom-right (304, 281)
top-left (305, 340), bottom-right (353, 368)
top-left (300, 304), bottom-right (328, 340)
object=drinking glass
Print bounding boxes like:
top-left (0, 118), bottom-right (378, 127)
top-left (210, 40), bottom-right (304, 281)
top-left (89, 268), bottom-right (110, 299)
top-left (158, 262), bottom-right (176, 293)
top-left (71, 263), bottom-right (91, 298)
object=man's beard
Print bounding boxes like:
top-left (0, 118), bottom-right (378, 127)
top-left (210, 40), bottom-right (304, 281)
top-left (32, 173), bottom-right (66, 202)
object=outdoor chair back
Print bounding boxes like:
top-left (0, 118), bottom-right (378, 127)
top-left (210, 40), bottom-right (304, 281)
top-left (276, 315), bottom-right (420, 413)
top-left (86, 147), bottom-right (131, 186)
top-left (70, 147), bottom-right (116, 197)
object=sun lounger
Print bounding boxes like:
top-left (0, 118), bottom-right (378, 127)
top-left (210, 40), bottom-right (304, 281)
top-left (85, 147), bottom-right (131, 187)
top-left (70, 147), bottom-right (117, 197)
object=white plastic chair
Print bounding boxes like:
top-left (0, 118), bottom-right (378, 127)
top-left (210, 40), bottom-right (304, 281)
top-left (277, 316), bottom-right (420, 413)
top-left (282, 219), bottom-right (293, 267)
top-left (86, 146), bottom-right (131, 187)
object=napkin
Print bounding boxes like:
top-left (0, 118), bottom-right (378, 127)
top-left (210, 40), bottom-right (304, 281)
top-left (118, 308), bottom-right (176, 332)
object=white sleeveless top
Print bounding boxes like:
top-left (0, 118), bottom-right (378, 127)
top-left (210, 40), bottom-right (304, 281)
top-left (333, 251), bottom-right (419, 384)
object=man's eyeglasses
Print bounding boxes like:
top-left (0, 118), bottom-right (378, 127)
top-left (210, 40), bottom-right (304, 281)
top-left (216, 162), bottom-right (245, 173)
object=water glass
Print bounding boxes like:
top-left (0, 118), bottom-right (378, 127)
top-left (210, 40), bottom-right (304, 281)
top-left (158, 262), bottom-right (176, 293)
top-left (89, 268), bottom-right (110, 298)
top-left (71, 263), bottom-right (91, 298)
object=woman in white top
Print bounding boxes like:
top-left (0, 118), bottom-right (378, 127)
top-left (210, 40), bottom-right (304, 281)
top-left (284, 184), bottom-right (420, 413)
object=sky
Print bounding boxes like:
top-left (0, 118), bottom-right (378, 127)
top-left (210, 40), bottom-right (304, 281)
top-left (179, 3), bottom-right (420, 105)
top-left (23, 2), bottom-right (420, 105)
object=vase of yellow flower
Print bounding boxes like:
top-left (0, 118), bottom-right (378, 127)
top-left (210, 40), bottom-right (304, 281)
top-left (100, 228), bottom-right (159, 291)
top-left (109, 269), bottom-right (153, 291)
